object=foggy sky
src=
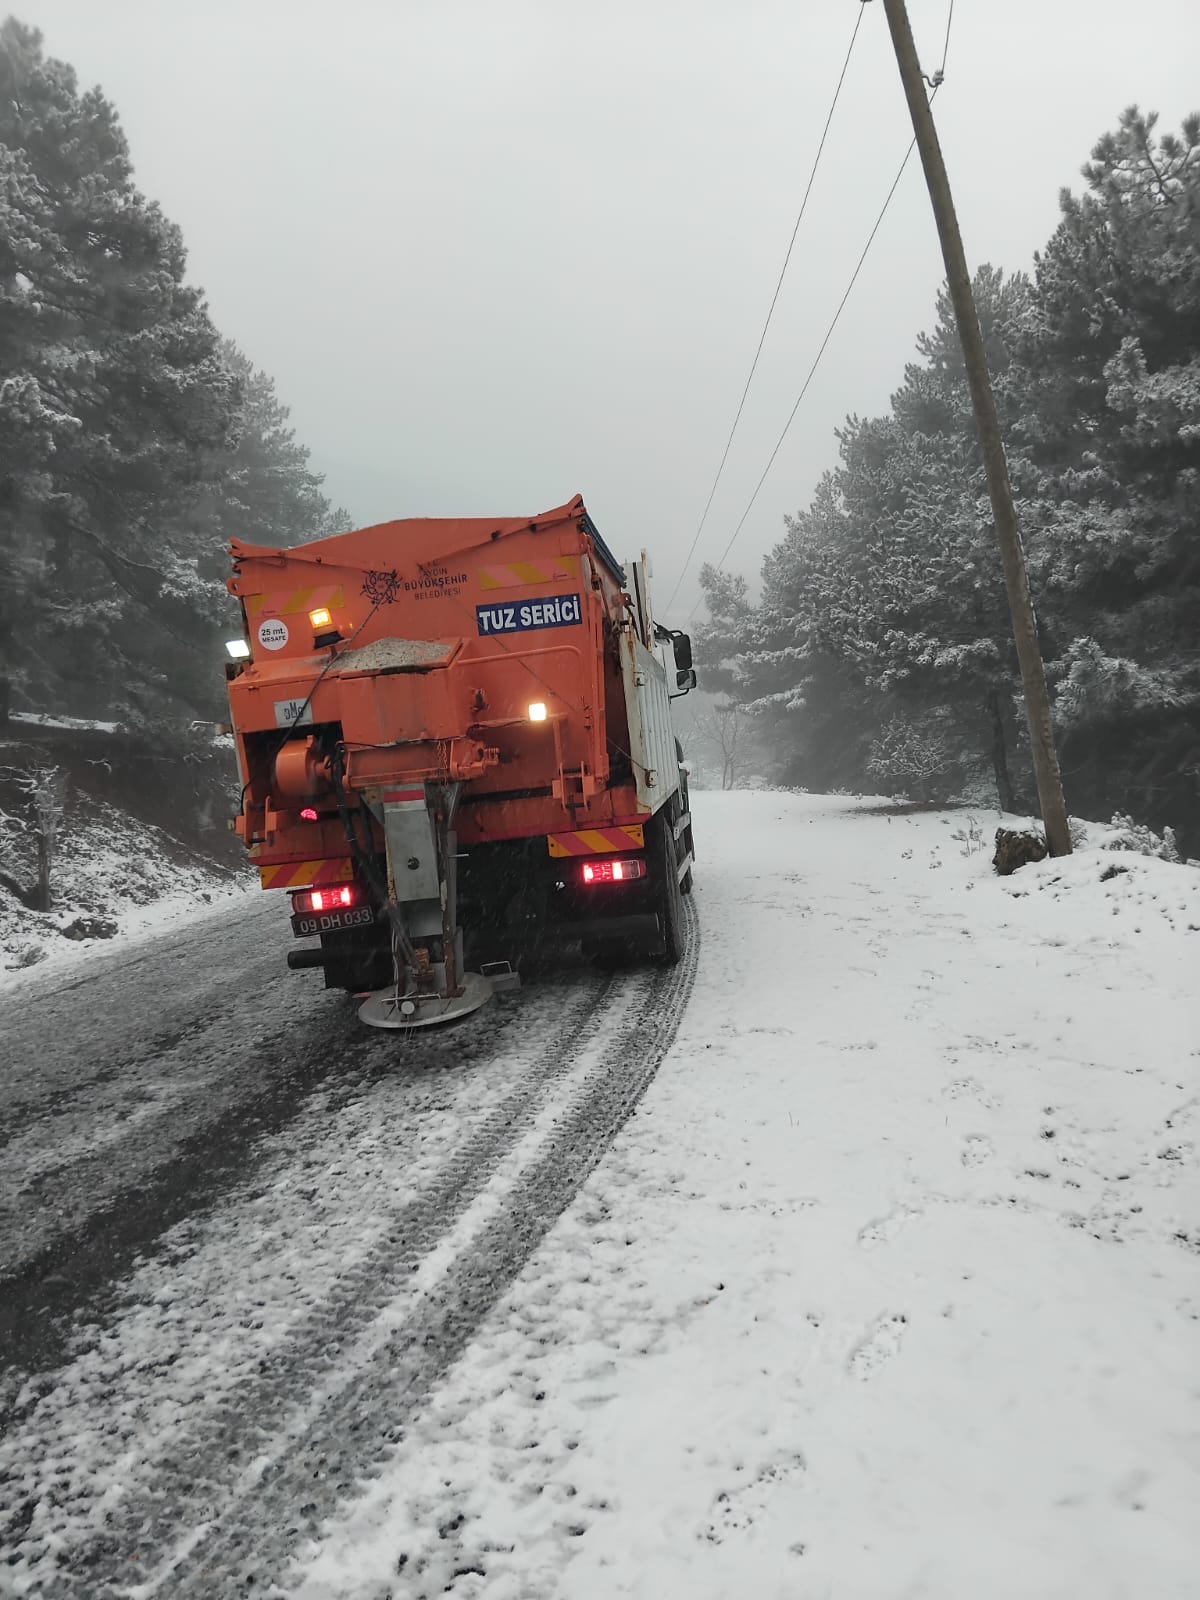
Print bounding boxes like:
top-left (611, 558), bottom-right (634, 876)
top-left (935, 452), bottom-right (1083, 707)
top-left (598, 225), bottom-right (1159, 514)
top-left (17, 0), bottom-right (1200, 624)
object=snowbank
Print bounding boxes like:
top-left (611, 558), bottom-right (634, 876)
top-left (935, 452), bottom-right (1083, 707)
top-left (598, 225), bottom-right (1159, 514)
top-left (290, 791), bottom-right (1200, 1600)
top-left (0, 795), bottom-right (252, 992)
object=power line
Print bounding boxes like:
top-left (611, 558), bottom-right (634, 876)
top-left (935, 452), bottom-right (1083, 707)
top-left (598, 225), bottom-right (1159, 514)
top-left (689, 131), bottom-right (925, 618)
top-left (921, 0), bottom-right (955, 85)
top-left (686, 0), bottom-right (955, 621)
top-left (662, 1), bottom-right (871, 615)
top-left (939, 0), bottom-right (955, 77)
top-left (691, 89), bottom-right (945, 623)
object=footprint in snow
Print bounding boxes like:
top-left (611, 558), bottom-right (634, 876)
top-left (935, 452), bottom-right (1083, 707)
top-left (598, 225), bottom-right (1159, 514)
top-left (701, 1453), bottom-right (806, 1544)
top-left (857, 1206), bottom-right (921, 1250)
top-left (849, 1313), bottom-right (907, 1380)
top-left (961, 1134), bottom-right (993, 1167)
top-left (942, 1075), bottom-right (1001, 1110)
top-left (1164, 1097), bottom-right (1199, 1134)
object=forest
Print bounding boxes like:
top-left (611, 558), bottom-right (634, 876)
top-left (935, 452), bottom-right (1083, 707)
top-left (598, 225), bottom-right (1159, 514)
top-left (2, 14), bottom-right (1196, 856)
top-left (698, 107), bottom-right (1200, 853)
top-left (0, 17), bottom-right (347, 737)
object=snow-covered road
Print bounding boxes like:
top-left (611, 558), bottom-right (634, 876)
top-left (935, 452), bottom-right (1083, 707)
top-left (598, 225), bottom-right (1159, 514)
top-left (0, 877), bottom-right (698, 1596)
top-left (1, 791), bottom-right (1197, 1599)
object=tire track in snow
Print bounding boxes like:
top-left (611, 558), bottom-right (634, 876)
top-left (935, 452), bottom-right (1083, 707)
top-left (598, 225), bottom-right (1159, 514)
top-left (168, 904), bottom-right (699, 1600)
top-left (0, 900), bottom-right (320, 1286)
top-left (0, 1000), bottom-right (376, 1393)
top-left (0, 900), bottom-right (699, 1596)
top-left (0, 898), bottom-right (281, 1136)
top-left (0, 972), bottom-right (610, 1574)
top-left (1, 908), bottom-right (560, 1391)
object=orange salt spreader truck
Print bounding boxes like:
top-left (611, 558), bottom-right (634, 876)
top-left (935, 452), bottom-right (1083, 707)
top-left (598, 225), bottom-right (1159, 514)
top-left (223, 494), bottom-right (698, 1028)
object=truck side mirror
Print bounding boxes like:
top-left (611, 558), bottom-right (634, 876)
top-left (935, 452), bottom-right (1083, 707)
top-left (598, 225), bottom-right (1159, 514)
top-left (673, 632), bottom-right (693, 671)
top-left (673, 667), bottom-right (698, 696)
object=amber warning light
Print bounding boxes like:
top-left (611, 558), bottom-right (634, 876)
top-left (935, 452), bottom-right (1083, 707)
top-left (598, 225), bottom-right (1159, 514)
top-left (291, 884), bottom-right (363, 914)
top-left (581, 858), bottom-right (646, 885)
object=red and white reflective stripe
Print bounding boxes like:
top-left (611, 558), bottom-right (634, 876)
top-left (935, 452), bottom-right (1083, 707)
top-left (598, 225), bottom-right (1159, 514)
top-left (547, 824), bottom-right (645, 858)
top-left (260, 857), bottom-right (355, 891)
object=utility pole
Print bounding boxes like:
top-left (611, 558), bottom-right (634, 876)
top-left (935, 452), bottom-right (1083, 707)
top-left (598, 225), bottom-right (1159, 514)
top-left (881, 0), bottom-right (1072, 856)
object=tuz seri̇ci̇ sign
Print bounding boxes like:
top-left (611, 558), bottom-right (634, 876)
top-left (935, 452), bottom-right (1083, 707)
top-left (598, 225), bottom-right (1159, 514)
top-left (475, 593), bottom-right (583, 636)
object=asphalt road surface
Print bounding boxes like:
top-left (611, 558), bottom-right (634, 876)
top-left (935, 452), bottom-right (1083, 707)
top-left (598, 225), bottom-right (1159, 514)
top-left (0, 895), bottom-right (699, 1596)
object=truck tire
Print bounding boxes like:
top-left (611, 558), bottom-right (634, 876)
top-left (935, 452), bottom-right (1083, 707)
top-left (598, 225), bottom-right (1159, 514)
top-left (650, 807), bottom-right (686, 966)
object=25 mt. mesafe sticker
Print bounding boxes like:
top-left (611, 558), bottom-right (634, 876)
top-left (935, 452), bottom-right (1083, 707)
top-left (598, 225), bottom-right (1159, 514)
top-left (476, 593), bottom-right (583, 636)
top-left (257, 617), bottom-right (289, 650)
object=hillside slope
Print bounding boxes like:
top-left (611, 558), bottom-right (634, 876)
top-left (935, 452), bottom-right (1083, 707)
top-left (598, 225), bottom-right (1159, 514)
top-left (0, 716), bottom-right (249, 981)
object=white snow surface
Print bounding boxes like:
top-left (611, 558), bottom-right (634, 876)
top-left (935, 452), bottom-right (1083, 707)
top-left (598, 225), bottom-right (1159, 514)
top-left (9, 711), bottom-right (122, 733)
top-left (285, 792), bottom-right (1200, 1600)
top-left (0, 796), bottom-right (253, 992)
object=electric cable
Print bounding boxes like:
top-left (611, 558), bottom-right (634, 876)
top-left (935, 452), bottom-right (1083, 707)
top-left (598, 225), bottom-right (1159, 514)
top-left (662, 0), bottom-right (872, 614)
top-left (691, 81), bottom-right (948, 621)
top-left (937, 0), bottom-right (955, 80)
top-left (687, 0), bottom-right (955, 619)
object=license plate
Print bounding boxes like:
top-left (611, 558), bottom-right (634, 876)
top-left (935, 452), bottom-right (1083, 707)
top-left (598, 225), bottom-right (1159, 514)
top-left (291, 905), bottom-right (376, 937)
top-left (274, 697), bottom-right (314, 729)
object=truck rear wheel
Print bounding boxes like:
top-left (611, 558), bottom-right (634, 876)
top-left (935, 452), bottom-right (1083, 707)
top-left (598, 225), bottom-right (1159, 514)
top-left (650, 808), bottom-right (686, 966)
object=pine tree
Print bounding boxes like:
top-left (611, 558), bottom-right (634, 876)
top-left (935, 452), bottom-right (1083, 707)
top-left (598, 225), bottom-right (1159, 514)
top-left (0, 20), bottom-right (353, 727)
top-left (701, 268), bottom-right (1032, 805)
top-left (0, 18), bottom-right (239, 719)
top-left (1018, 108), bottom-right (1200, 835)
top-left (206, 341), bottom-right (352, 555)
top-left (697, 109), bottom-right (1200, 847)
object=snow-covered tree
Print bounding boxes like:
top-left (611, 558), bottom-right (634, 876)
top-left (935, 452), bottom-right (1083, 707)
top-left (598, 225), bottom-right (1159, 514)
top-left (0, 20), bottom-right (352, 729)
top-left (698, 109), bottom-right (1200, 848)
top-left (0, 18), bottom-right (238, 719)
top-left (195, 341), bottom-right (353, 563)
top-left (1017, 108), bottom-right (1200, 834)
top-left (0, 761), bottom-right (64, 909)
top-left (699, 267), bottom-right (1031, 806)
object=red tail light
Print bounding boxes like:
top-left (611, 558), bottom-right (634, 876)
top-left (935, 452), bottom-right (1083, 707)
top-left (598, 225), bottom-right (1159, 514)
top-left (581, 858), bottom-right (646, 885)
top-left (300, 807), bottom-right (319, 821)
top-left (291, 883), bottom-right (362, 914)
